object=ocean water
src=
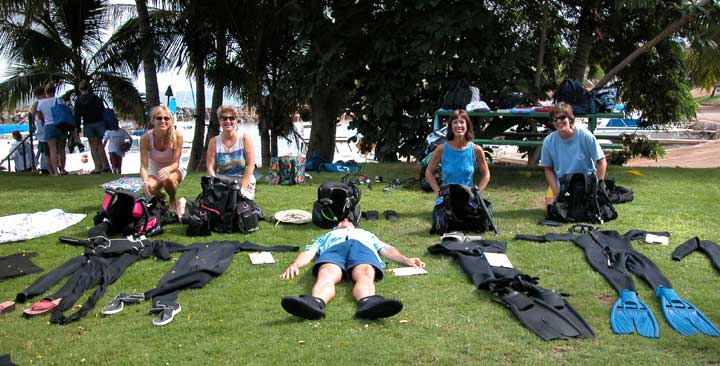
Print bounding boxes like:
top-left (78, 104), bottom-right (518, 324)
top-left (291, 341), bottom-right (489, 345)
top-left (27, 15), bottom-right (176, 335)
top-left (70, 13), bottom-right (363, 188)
top-left (170, 89), bottom-right (243, 108)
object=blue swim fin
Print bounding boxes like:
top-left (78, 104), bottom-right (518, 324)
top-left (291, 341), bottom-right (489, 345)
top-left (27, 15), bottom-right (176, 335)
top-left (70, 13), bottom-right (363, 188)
top-left (655, 286), bottom-right (720, 337)
top-left (610, 289), bottom-right (659, 338)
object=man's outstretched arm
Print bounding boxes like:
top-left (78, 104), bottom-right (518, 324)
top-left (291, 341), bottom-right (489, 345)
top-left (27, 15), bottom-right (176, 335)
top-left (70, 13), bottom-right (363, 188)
top-left (379, 246), bottom-right (425, 268)
top-left (281, 250), bottom-right (317, 280)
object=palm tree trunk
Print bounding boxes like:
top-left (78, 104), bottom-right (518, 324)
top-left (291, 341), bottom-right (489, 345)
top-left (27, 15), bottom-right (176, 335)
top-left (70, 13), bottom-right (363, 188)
top-left (187, 64), bottom-right (206, 171)
top-left (533, 0), bottom-right (547, 90)
top-left (206, 30), bottom-right (227, 146)
top-left (569, 0), bottom-right (600, 81)
top-left (135, 0), bottom-right (160, 111)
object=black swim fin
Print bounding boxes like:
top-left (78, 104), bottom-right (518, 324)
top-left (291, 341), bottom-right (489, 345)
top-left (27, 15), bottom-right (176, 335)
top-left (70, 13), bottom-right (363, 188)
top-left (496, 288), bottom-right (594, 340)
top-left (527, 286), bottom-right (595, 339)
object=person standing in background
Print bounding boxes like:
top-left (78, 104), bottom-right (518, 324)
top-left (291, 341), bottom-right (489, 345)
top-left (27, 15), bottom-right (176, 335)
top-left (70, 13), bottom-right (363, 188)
top-left (29, 86), bottom-right (47, 174)
top-left (74, 80), bottom-right (110, 174)
top-left (35, 83), bottom-right (68, 175)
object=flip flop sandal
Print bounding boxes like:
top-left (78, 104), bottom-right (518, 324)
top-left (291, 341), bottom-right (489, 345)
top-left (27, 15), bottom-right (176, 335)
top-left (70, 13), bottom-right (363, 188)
top-left (361, 210), bottom-right (379, 221)
top-left (383, 210), bottom-right (399, 222)
top-left (0, 301), bottom-right (16, 314)
top-left (23, 298), bottom-right (62, 318)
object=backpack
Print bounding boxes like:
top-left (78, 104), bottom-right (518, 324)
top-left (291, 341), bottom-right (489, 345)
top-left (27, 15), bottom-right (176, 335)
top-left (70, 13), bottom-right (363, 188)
top-left (119, 129), bottom-right (133, 153)
top-left (430, 184), bottom-right (496, 234)
top-left (441, 79), bottom-right (473, 110)
top-left (312, 182), bottom-right (362, 228)
top-left (548, 173), bottom-right (618, 224)
top-left (186, 175), bottom-right (261, 235)
top-left (554, 79), bottom-right (593, 115)
top-left (604, 178), bottom-right (634, 204)
top-left (591, 87), bottom-right (618, 113)
top-left (91, 189), bottom-right (175, 237)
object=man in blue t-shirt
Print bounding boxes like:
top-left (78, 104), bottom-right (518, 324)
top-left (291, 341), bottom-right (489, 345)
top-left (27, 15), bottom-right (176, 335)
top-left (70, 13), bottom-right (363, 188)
top-left (541, 102), bottom-right (607, 213)
top-left (280, 219), bottom-right (425, 320)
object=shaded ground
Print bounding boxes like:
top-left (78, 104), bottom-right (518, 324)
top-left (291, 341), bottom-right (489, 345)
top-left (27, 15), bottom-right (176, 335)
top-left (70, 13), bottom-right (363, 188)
top-left (626, 104), bottom-right (720, 168)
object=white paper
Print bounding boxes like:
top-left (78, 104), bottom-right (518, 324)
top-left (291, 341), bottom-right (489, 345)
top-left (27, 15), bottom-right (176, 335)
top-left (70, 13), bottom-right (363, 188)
top-left (645, 233), bottom-right (669, 246)
top-left (249, 252), bottom-right (275, 264)
top-left (485, 253), bottom-right (513, 268)
top-left (389, 267), bottom-right (428, 276)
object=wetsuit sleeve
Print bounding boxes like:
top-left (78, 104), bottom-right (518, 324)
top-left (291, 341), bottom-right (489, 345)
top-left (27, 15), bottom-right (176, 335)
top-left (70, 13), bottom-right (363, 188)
top-left (514, 233), bottom-right (574, 242)
top-left (672, 237), bottom-right (701, 261)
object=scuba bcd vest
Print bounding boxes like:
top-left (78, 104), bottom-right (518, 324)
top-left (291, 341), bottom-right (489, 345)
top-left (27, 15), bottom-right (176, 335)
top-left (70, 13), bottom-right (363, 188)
top-left (312, 182), bottom-right (362, 228)
top-left (548, 173), bottom-right (618, 224)
top-left (431, 184), bottom-right (496, 234)
top-left (91, 189), bottom-right (174, 237)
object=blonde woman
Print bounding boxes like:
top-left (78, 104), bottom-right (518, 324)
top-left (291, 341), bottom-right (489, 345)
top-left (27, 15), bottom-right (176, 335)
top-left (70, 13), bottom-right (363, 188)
top-left (140, 105), bottom-right (185, 208)
top-left (206, 105), bottom-right (256, 199)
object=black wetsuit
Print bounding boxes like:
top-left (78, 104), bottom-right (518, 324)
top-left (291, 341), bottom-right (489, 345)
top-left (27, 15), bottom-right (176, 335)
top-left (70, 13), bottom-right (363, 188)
top-left (428, 239), bottom-right (594, 340)
top-left (672, 237), bottom-right (720, 273)
top-left (514, 228), bottom-right (672, 293)
top-left (17, 237), bottom-right (180, 324)
top-left (144, 241), bottom-right (297, 306)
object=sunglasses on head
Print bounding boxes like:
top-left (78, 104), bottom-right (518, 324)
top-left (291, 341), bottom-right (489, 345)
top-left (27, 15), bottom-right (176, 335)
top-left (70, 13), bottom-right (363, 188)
top-left (155, 116), bottom-right (171, 121)
top-left (221, 116), bottom-right (236, 121)
top-left (552, 114), bottom-right (567, 122)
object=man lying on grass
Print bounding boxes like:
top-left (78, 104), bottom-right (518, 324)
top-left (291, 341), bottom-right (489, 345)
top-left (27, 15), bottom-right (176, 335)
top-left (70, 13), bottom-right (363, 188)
top-left (280, 218), bottom-right (425, 319)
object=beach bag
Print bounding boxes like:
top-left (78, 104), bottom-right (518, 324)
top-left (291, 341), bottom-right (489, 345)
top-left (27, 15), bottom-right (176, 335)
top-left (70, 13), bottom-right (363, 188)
top-left (91, 189), bottom-right (174, 237)
top-left (51, 99), bottom-right (76, 132)
top-left (548, 173), bottom-right (617, 224)
top-left (102, 100), bottom-right (120, 130)
top-left (441, 79), bottom-right (473, 110)
top-left (267, 156), bottom-right (306, 185)
top-left (312, 182), bottom-right (362, 228)
top-left (554, 79), bottom-right (593, 115)
top-left (431, 184), bottom-right (494, 234)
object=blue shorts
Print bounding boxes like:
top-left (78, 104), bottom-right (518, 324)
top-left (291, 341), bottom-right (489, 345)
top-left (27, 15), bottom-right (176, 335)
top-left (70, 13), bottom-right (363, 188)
top-left (312, 239), bottom-right (384, 280)
top-left (83, 121), bottom-right (106, 139)
top-left (44, 124), bottom-right (68, 141)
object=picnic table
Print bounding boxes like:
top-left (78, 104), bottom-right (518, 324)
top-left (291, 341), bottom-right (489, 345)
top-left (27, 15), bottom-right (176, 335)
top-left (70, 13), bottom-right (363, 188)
top-left (433, 109), bottom-right (625, 150)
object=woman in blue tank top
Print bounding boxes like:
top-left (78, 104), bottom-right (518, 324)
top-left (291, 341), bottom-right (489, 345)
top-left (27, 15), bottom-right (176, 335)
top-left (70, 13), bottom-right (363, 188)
top-left (424, 109), bottom-right (490, 196)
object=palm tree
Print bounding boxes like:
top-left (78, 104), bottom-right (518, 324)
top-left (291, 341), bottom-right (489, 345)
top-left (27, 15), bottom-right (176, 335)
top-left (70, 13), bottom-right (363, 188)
top-left (0, 0), bottom-right (143, 119)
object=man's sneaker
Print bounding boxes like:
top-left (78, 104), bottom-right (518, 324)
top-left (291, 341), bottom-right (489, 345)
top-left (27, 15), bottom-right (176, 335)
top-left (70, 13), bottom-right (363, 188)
top-left (151, 303), bottom-right (181, 326)
top-left (281, 295), bottom-right (325, 319)
top-left (355, 295), bottom-right (403, 319)
top-left (101, 293), bottom-right (145, 315)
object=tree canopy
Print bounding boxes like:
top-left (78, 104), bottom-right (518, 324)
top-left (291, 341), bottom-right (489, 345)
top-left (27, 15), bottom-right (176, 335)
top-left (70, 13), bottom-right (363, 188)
top-left (2, 0), bottom-right (718, 165)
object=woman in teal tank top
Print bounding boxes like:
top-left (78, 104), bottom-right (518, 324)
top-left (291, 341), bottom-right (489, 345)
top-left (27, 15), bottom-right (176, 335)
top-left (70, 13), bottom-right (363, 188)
top-left (424, 109), bottom-right (491, 196)
top-left (206, 105), bottom-right (256, 199)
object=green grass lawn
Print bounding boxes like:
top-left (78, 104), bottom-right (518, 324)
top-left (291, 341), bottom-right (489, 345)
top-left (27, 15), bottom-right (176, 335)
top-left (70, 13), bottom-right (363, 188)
top-left (1, 163), bottom-right (719, 365)
top-left (696, 94), bottom-right (720, 105)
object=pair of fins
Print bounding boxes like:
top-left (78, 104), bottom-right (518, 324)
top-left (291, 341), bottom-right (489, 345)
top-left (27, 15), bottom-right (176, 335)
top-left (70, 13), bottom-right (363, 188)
top-left (498, 286), bottom-right (594, 341)
top-left (610, 287), bottom-right (720, 338)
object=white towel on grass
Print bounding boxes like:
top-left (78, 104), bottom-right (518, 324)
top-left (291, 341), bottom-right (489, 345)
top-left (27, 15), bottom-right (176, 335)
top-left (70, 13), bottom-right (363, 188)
top-left (0, 209), bottom-right (86, 244)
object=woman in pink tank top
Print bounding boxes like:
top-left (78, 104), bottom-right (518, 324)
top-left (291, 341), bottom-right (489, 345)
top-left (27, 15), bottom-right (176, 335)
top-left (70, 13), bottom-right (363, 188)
top-left (140, 105), bottom-right (185, 209)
